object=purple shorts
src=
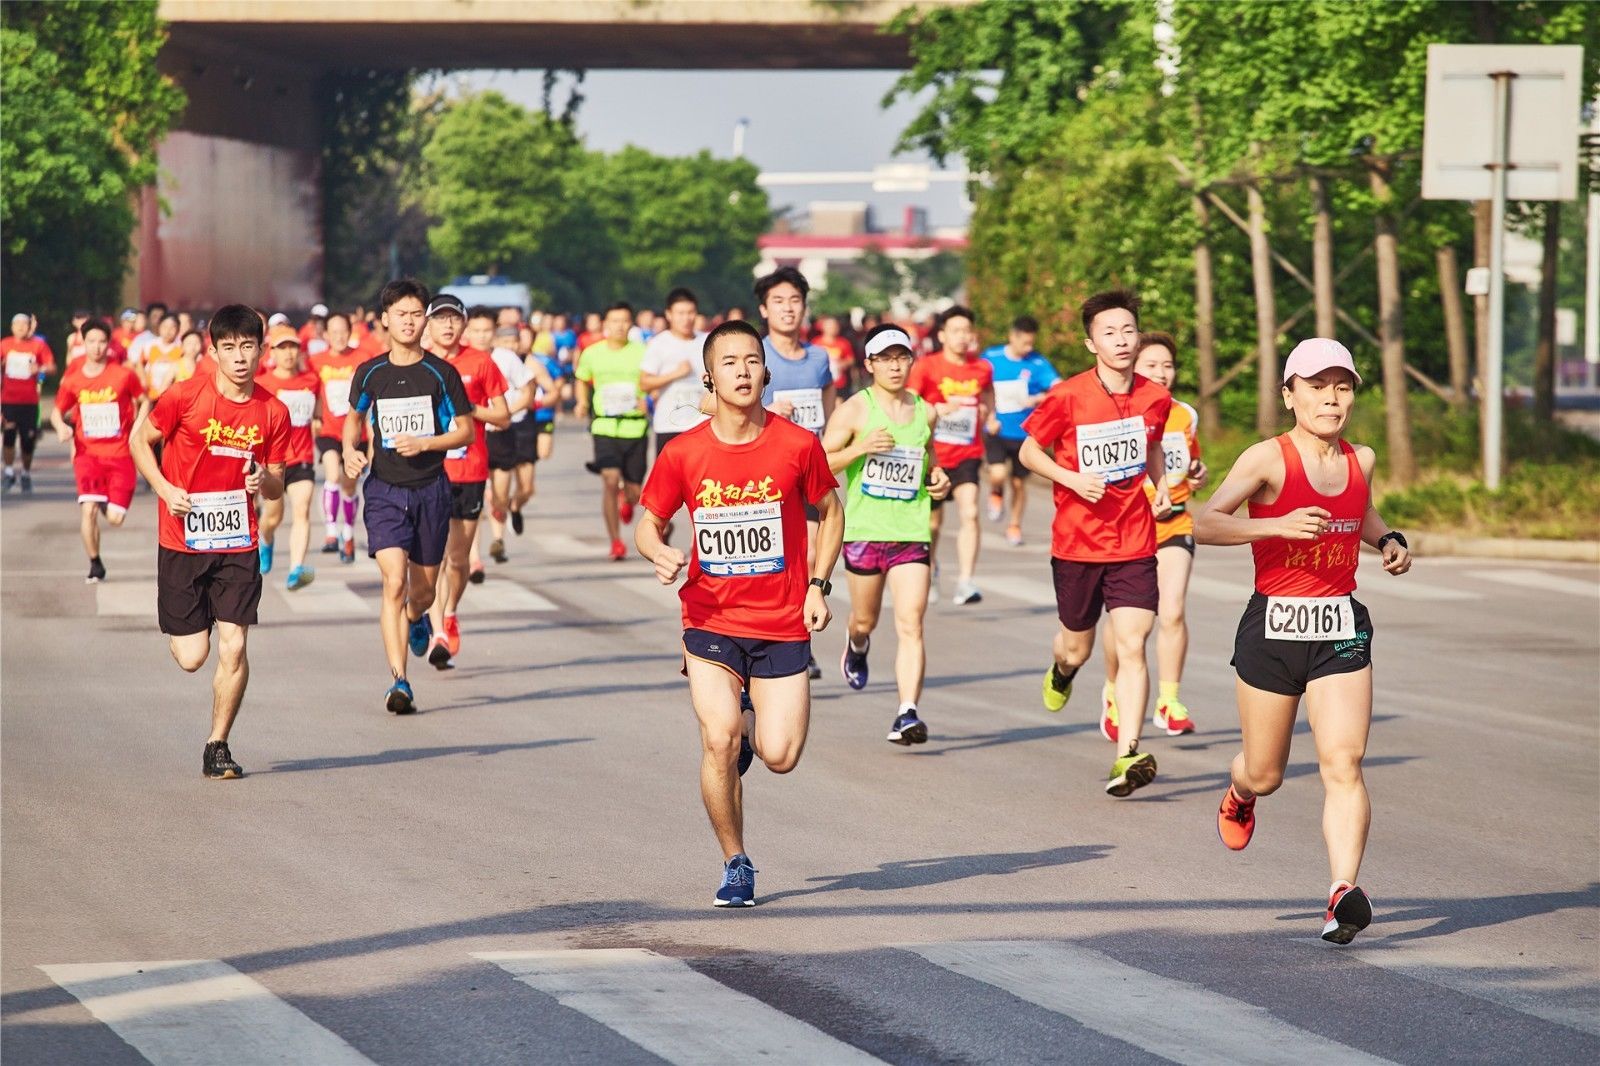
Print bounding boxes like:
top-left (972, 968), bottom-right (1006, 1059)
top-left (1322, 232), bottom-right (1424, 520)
top-left (363, 474), bottom-right (451, 567)
top-left (844, 540), bottom-right (931, 576)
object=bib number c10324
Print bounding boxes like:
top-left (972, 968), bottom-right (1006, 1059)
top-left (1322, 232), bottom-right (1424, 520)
top-left (860, 445), bottom-right (925, 501)
top-left (693, 501), bottom-right (785, 576)
top-left (184, 489), bottom-right (253, 551)
top-left (1264, 595), bottom-right (1354, 641)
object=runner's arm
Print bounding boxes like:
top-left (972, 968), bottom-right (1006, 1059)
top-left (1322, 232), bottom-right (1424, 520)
top-left (529, 361), bottom-right (559, 409)
top-left (1354, 446), bottom-right (1411, 574)
top-left (638, 359), bottom-right (690, 393)
top-left (476, 394), bottom-right (511, 430)
top-left (427, 414), bottom-right (474, 452)
top-left (48, 404), bottom-right (73, 443)
top-left (574, 379), bottom-right (592, 419)
top-left (1019, 434), bottom-right (1103, 502)
top-left (130, 416), bottom-right (188, 514)
top-left (812, 488), bottom-right (844, 583)
top-left (819, 396), bottom-right (865, 474)
top-left (821, 381), bottom-right (838, 421)
top-left (1193, 440), bottom-right (1325, 545)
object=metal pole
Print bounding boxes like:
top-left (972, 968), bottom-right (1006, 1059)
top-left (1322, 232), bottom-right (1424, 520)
top-left (1586, 186), bottom-right (1599, 390)
top-left (1484, 71), bottom-right (1514, 490)
top-left (732, 119), bottom-right (748, 159)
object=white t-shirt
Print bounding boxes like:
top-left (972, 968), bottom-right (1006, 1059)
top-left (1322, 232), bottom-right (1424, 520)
top-left (126, 330), bottom-right (157, 368)
top-left (641, 331), bottom-right (709, 434)
top-left (489, 346), bottom-right (535, 424)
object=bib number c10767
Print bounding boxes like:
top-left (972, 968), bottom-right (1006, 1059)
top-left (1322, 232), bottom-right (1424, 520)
top-left (1264, 595), bottom-right (1354, 641)
top-left (860, 445), bottom-right (925, 501)
top-left (375, 394), bottom-right (435, 448)
top-left (1077, 416), bottom-right (1147, 483)
top-left (773, 388), bottom-right (824, 430)
top-left (693, 501), bottom-right (785, 576)
top-left (184, 489), bottom-right (253, 551)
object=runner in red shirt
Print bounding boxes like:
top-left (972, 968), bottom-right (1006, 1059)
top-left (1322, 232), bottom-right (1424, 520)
top-left (908, 306), bottom-right (992, 605)
top-left (309, 312), bottom-right (367, 561)
top-left (1020, 290), bottom-right (1171, 797)
top-left (131, 304), bottom-right (292, 781)
top-left (636, 318), bottom-right (843, 908)
top-left (1195, 337), bottom-right (1411, 945)
top-left (254, 326), bottom-right (322, 591)
top-left (422, 298), bottom-right (509, 668)
top-left (2, 312), bottom-right (57, 493)
top-left (50, 319), bottom-right (147, 583)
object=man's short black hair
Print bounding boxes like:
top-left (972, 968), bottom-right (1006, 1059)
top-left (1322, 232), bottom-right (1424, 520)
top-left (701, 319), bottom-right (765, 371)
top-left (753, 266), bottom-right (810, 306)
top-left (326, 312), bottom-right (351, 330)
top-left (80, 319), bottom-right (112, 341)
top-left (466, 304), bottom-right (496, 324)
top-left (379, 277), bottom-right (431, 312)
top-left (208, 304), bottom-right (265, 347)
top-left (665, 287), bottom-right (698, 311)
top-left (937, 305), bottom-right (975, 333)
top-left (145, 301), bottom-right (168, 318)
top-left (1011, 315), bottom-right (1040, 334)
top-left (1080, 289), bottom-right (1140, 337)
top-left (603, 301), bottom-right (634, 318)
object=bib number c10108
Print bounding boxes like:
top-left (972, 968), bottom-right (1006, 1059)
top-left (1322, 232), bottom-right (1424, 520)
top-left (1264, 595), bottom-right (1354, 641)
top-left (693, 502), bottom-right (785, 576)
top-left (184, 489), bottom-right (253, 551)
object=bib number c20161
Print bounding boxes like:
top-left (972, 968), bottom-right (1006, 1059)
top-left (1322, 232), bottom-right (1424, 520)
top-left (184, 489), bottom-right (253, 551)
top-left (1077, 416), bottom-right (1147, 483)
top-left (1264, 595), bottom-right (1354, 641)
top-left (79, 402), bottom-right (120, 440)
top-left (773, 388), bottom-right (824, 430)
top-left (375, 395), bottom-right (435, 448)
top-left (934, 405), bottom-right (978, 446)
top-left (860, 445), bottom-right (925, 501)
top-left (692, 502), bottom-right (785, 576)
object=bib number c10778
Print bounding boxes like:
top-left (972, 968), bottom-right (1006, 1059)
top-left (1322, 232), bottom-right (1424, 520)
top-left (860, 445), bottom-right (925, 501)
top-left (773, 388), bottom-right (824, 430)
top-left (375, 394), bottom-right (435, 448)
top-left (1077, 416), bottom-right (1147, 483)
top-left (693, 501), bottom-right (785, 576)
top-left (184, 489), bottom-right (253, 551)
top-left (1264, 595), bottom-right (1354, 641)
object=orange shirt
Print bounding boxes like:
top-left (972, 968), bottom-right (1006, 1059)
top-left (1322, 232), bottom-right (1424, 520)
top-left (1147, 399), bottom-right (1202, 541)
top-left (140, 339), bottom-right (190, 399)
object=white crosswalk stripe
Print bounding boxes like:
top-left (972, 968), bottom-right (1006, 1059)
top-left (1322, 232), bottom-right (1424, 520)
top-left (271, 577), bottom-right (370, 616)
top-left (475, 948), bottom-right (884, 1065)
top-left (1465, 568), bottom-right (1599, 598)
top-left (465, 580), bottom-right (558, 613)
top-left (1350, 576), bottom-right (1480, 601)
top-left (902, 940), bottom-right (1394, 1065)
top-left (95, 582), bottom-right (155, 617)
top-left (1354, 942), bottom-right (1600, 1037)
top-left (38, 960), bottom-right (373, 1065)
top-left (971, 574), bottom-right (1056, 607)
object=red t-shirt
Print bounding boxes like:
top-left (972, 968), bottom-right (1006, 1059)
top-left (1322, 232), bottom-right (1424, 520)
top-left (1022, 369), bottom-right (1172, 563)
top-left (253, 369), bottom-right (321, 465)
top-left (1, 337), bottom-right (56, 405)
top-left (439, 346), bottom-right (508, 485)
top-left (55, 362), bottom-right (144, 460)
top-left (309, 348), bottom-right (369, 443)
top-left (148, 375), bottom-right (292, 554)
top-left (908, 352), bottom-right (993, 467)
top-left (640, 416), bottom-right (838, 641)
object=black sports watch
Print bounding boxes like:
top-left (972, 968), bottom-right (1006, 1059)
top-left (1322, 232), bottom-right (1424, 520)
top-left (809, 577), bottom-right (832, 596)
top-left (1377, 531), bottom-right (1407, 551)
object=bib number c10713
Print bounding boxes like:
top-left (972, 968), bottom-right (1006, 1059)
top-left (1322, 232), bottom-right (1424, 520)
top-left (860, 445), bottom-right (925, 501)
top-left (693, 501), bottom-right (785, 576)
top-left (184, 489), bottom-right (253, 551)
top-left (773, 388), bottom-right (824, 430)
top-left (375, 394), bottom-right (435, 448)
top-left (1077, 416), bottom-right (1147, 483)
top-left (1264, 595), bottom-right (1354, 641)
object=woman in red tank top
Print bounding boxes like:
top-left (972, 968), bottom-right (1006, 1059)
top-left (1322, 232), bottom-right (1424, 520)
top-left (1193, 338), bottom-right (1412, 945)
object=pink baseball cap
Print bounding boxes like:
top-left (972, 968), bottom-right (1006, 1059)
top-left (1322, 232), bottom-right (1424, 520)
top-left (1283, 338), bottom-right (1361, 385)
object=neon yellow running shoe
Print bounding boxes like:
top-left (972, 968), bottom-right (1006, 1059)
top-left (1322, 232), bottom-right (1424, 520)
top-left (1155, 698), bottom-right (1196, 736)
top-left (1106, 746), bottom-right (1157, 797)
top-left (1042, 666), bottom-right (1072, 712)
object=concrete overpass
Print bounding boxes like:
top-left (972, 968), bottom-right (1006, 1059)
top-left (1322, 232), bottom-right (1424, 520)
top-left (136, 0), bottom-right (957, 311)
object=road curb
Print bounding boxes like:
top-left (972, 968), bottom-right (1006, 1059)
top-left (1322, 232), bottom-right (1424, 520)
top-left (1405, 532), bottom-right (1600, 563)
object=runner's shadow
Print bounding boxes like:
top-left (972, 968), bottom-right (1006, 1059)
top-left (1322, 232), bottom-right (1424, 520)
top-left (1170, 713), bottom-right (1399, 753)
top-left (1331, 882), bottom-right (1600, 944)
top-left (262, 738), bottom-right (589, 774)
top-left (913, 722), bottom-right (1098, 756)
top-left (920, 666), bottom-right (1048, 691)
top-left (760, 844), bottom-right (1114, 904)
top-left (1138, 754), bottom-right (1418, 802)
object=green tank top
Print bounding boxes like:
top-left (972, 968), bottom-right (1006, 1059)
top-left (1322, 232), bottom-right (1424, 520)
top-left (844, 388), bottom-right (933, 543)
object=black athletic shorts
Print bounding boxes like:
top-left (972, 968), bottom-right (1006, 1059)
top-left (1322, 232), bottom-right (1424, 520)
top-left (1, 404), bottom-right (40, 452)
top-left (158, 546), bottom-right (262, 635)
top-left (984, 435), bottom-right (1028, 478)
top-left (314, 435), bottom-right (342, 459)
top-left (284, 462), bottom-right (316, 486)
top-left (932, 457), bottom-right (982, 509)
top-left (486, 428), bottom-right (519, 471)
top-left (449, 480), bottom-right (486, 521)
top-left (591, 435), bottom-right (647, 485)
top-left (1051, 555), bottom-right (1159, 632)
top-left (682, 627), bottom-right (812, 686)
top-left (1232, 591), bottom-right (1373, 696)
top-left (514, 417), bottom-right (539, 463)
top-left (1157, 533), bottom-right (1196, 555)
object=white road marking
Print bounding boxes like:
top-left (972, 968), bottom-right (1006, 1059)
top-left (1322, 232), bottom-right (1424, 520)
top-left (271, 577), bottom-right (371, 616)
top-left (466, 581), bottom-right (558, 613)
top-left (611, 577), bottom-right (680, 605)
top-left (95, 582), bottom-right (155, 617)
top-left (534, 532), bottom-right (598, 558)
top-left (1466, 569), bottom-right (1600, 598)
top-left (476, 949), bottom-right (882, 1065)
top-left (975, 574), bottom-right (1056, 607)
top-left (1355, 942), bottom-right (1600, 1037)
top-left (902, 940), bottom-right (1392, 1066)
top-left (1185, 574), bottom-right (1252, 602)
top-left (39, 960), bottom-right (373, 1065)
top-left (1352, 576), bottom-right (1480, 601)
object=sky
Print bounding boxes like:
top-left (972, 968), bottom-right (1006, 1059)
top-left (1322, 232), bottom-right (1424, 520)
top-left (451, 69), bottom-right (971, 232)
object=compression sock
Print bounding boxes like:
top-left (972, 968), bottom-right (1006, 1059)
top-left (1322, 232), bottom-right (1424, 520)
top-left (322, 484), bottom-right (339, 537)
top-left (339, 491), bottom-right (358, 538)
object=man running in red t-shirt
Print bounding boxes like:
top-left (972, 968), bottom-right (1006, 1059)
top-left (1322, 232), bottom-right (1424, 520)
top-left (131, 305), bottom-right (293, 780)
top-left (50, 319), bottom-right (147, 584)
top-left (2, 312), bottom-right (57, 493)
top-left (1021, 290), bottom-right (1172, 797)
top-left (636, 319), bottom-right (843, 908)
top-left (254, 326), bottom-right (323, 590)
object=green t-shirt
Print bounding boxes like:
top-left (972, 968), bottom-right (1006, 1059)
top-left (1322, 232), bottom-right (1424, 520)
top-left (576, 341), bottom-right (648, 439)
top-left (843, 389), bottom-right (933, 543)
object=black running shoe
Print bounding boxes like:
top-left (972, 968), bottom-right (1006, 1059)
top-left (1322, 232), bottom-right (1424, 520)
top-left (1322, 884), bottom-right (1373, 945)
top-left (86, 557), bottom-right (107, 584)
top-left (510, 509), bottom-right (524, 535)
top-left (203, 740), bottom-right (243, 779)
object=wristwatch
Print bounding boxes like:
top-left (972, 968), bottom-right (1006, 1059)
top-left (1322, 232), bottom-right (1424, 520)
top-left (809, 577), bottom-right (832, 596)
top-left (1377, 531), bottom-right (1407, 551)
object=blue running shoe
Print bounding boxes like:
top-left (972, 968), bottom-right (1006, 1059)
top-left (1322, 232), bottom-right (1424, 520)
top-left (407, 613), bottom-right (433, 657)
top-left (258, 543), bottom-right (274, 574)
top-left (738, 689), bottom-right (754, 776)
top-left (385, 679), bottom-right (416, 715)
top-left (887, 708), bottom-right (929, 745)
top-left (714, 853), bottom-right (757, 907)
top-left (841, 637), bottom-right (870, 690)
top-left (286, 565), bottom-right (314, 591)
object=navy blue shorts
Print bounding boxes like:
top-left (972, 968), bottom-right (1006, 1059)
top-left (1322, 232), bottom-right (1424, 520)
top-left (682, 628), bottom-right (811, 685)
top-left (364, 475), bottom-right (451, 566)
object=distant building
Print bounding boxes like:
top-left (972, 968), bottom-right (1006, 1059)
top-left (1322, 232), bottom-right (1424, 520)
top-left (756, 203), bottom-right (967, 308)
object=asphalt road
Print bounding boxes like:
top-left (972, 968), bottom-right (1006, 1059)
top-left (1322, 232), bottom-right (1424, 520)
top-left (4, 424), bottom-right (1597, 1065)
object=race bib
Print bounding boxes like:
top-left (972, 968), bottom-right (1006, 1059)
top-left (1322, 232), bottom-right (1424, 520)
top-left (376, 394), bottom-right (435, 448)
top-left (184, 489), bottom-right (253, 551)
top-left (934, 404), bottom-right (978, 446)
top-left (774, 388), bottom-right (824, 431)
top-left (323, 377), bottom-right (352, 417)
top-left (1077, 416), bottom-right (1147, 483)
top-left (693, 501), bottom-right (785, 576)
top-left (860, 445), bottom-right (925, 501)
top-left (278, 389), bottom-right (315, 428)
top-left (1162, 430), bottom-right (1191, 487)
top-left (80, 402), bottom-right (120, 440)
top-left (599, 381), bottom-right (639, 418)
top-left (148, 360), bottom-right (178, 392)
top-left (1264, 595), bottom-right (1354, 642)
top-left (993, 379), bottom-right (1029, 415)
top-left (5, 352), bottom-right (35, 379)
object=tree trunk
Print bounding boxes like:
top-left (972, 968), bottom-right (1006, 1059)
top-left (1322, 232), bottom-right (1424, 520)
top-left (1369, 160), bottom-right (1416, 486)
top-left (1437, 245), bottom-right (1471, 407)
top-left (1534, 201), bottom-right (1561, 421)
top-left (1191, 193), bottom-right (1220, 436)
top-left (1311, 174), bottom-right (1336, 339)
top-left (1247, 180), bottom-right (1279, 437)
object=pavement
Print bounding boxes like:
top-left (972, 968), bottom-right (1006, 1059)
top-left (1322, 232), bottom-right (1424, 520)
top-left (3, 423), bottom-right (1598, 1065)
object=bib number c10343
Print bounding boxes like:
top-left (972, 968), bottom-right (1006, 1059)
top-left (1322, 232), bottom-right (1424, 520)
top-left (184, 489), bottom-right (253, 551)
top-left (1264, 595), bottom-right (1354, 641)
top-left (693, 502), bottom-right (785, 576)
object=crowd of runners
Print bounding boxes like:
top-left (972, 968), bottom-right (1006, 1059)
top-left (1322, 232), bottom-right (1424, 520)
top-left (9, 267), bottom-right (1414, 944)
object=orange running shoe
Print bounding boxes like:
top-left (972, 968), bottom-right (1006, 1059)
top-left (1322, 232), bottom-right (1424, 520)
top-left (442, 614), bottom-right (461, 656)
top-left (1322, 883), bottom-right (1372, 945)
top-left (1216, 785), bottom-right (1256, 851)
top-left (618, 490), bottom-right (634, 524)
top-left (609, 538), bottom-right (627, 561)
